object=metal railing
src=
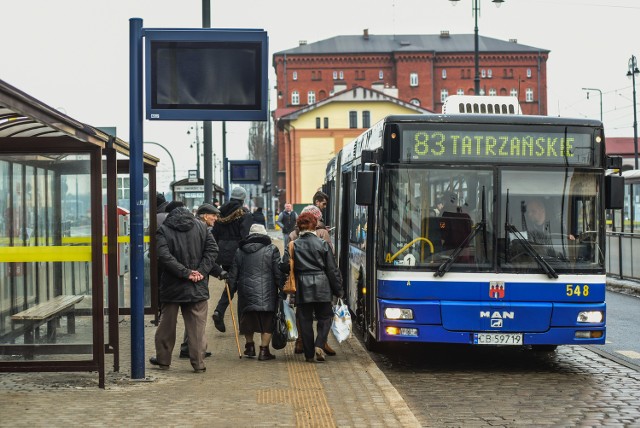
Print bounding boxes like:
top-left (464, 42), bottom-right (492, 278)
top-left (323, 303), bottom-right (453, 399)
top-left (606, 231), bottom-right (640, 281)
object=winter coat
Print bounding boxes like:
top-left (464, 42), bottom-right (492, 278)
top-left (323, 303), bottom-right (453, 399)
top-left (211, 199), bottom-right (253, 268)
top-left (227, 234), bottom-right (281, 314)
top-left (280, 231), bottom-right (343, 304)
top-left (156, 207), bottom-right (217, 303)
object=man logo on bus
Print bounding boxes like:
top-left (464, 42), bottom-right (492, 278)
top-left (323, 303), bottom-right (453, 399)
top-left (489, 283), bottom-right (505, 299)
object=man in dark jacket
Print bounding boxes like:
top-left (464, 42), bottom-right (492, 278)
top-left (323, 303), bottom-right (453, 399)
top-left (227, 223), bottom-right (282, 360)
top-left (150, 206), bottom-right (216, 373)
top-left (211, 186), bottom-right (253, 332)
top-left (276, 203), bottom-right (297, 247)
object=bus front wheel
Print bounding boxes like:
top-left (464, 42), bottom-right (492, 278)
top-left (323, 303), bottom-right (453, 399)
top-left (364, 328), bottom-right (381, 352)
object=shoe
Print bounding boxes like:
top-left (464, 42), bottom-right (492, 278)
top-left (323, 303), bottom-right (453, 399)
top-left (244, 342), bottom-right (256, 358)
top-left (193, 367), bottom-right (206, 373)
top-left (315, 347), bottom-right (326, 362)
top-left (294, 338), bottom-right (303, 354)
top-left (180, 351), bottom-right (212, 359)
top-left (258, 346), bottom-right (276, 361)
top-left (212, 310), bottom-right (226, 333)
top-left (323, 343), bottom-right (337, 356)
top-left (149, 356), bottom-right (169, 370)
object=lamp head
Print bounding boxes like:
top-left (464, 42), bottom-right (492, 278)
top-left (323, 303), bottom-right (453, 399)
top-left (492, 0), bottom-right (505, 7)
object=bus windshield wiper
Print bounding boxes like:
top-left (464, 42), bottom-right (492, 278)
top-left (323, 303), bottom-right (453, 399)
top-left (435, 186), bottom-right (487, 278)
top-left (505, 224), bottom-right (558, 279)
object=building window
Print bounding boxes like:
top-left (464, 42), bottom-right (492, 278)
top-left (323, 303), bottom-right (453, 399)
top-left (349, 111), bottom-right (358, 129)
top-left (362, 111), bottom-right (371, 128)
top-left (410, 98), bottom-right (421, 106)
top-left (333, 71), bottom-right (338, 80)
top-left (510, 88), bottom-right (518, 97)
top-left (440, 89), bottom-right (448, 102)
top-left (527, 68), bottom-right (532, 78)
top-left (379, 70), bottom-right (384, 80)
top-left (315, 117), bottom-right (321, 129)
top-left (339, 71), bottom-right (344, 80)
top-left (292, 71), bottom-right (298, 81)
top-left (487, 69), bottom-right (492, 78)
top-left (489, 88), bottom-right (496, 96)
top-left (308, 91), bottom-right (316, 104)
top-left (324, 117), bottom-right (329, 129)
top-left (410, 72), bottom-right (419, 87)
top-left (291, 90), bottom-right (299, 105)
top-left (481, 69), bottom-right (486, 78)
top-left (457, 89), bottom-right (464, 96)
top-left (442, 69), bottom-right (447, 79)
top-left (525, 88), bottom-right (534, 102)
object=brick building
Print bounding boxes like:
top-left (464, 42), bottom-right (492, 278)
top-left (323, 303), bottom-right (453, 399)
top-left (271, 31), bottom-right (549, 207)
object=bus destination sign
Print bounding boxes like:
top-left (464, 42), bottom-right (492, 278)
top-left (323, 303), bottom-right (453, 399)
top-left (401, 129), bottom-right (593, 165)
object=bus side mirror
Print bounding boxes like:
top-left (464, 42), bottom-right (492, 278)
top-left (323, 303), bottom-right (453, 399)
top-left (605, 175), bottom-right (624, 209)
top-left (356, 170), bottom-right (375, 206)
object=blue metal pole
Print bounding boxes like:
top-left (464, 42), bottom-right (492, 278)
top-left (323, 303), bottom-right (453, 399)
top-left (129, 17), bottom-right (145, 379)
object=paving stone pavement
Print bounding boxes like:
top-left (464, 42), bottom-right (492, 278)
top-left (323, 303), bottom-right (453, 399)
top-left (0, 278), bottom-right (420, 427)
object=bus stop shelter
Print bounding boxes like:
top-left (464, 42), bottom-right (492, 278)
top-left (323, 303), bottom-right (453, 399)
top-left (0, 79), bottom-right (159, 388)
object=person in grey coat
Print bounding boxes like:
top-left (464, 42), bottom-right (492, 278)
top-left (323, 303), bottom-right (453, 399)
top-left (150, 206), bottom-right (216, 373)
top-left (227, 224), bottom-right (282, 360)
top-left (280, 212), bottom-right (343, 363)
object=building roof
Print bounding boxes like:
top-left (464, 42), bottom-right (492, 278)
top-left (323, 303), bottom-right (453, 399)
top-left (275, 33), bottom-right (549, 56)
top-left (276, 85), bottom-right (433, 122)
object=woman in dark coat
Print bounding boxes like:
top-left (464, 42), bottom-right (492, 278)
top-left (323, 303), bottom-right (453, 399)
top-left (227, 224), bottom-right (282, 360)
top-left (280, 212), bottom-right (343, 363)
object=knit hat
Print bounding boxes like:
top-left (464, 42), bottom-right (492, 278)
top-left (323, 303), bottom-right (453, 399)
top-left (165, 200), bottom-right (185, 213)
top-left (196, 203), bottom-right (220, 216)
top-left (301, 205), bottom-right (322, 221)
top-left (230, 186), bottom-right (247, 201)
top-left (249, 224), bottom-right (267, 235)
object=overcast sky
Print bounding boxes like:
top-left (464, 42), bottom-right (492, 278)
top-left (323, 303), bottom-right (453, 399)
top-left (2, 0), bottom-right (639, 193)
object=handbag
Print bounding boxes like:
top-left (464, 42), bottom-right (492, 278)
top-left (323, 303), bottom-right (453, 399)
top-left (271, 297), bottom-right (289, 350)
top-left (282, 240), bottom-right (296, 294)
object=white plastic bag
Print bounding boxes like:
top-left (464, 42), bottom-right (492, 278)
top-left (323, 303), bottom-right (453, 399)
top-left (331, 298), bottom-right (352, 343)
top-left (282, 299), bottom-right (298, 341)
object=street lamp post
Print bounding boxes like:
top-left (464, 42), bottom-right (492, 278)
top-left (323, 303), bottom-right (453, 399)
top-left (581, 87), bottom-right (603, 123)
top-left (450, 0), bottom-right (505, 95)
top-left (143, 141), bottom-right (176, 184)
top-left (628, 55), bottom-right (640, 170)
top-left (187, 124), bottom-right (202, 178)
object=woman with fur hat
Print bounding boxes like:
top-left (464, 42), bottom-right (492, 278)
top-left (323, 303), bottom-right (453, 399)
top-left (211, 187), bottom-right (254, 332)
top-left (227, 224), bottom-right (282, 360)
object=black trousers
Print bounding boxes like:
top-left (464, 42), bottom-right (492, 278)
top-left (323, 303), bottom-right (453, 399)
top-left (296, 302), bottom-right (333, 360)
top-left (214, 265), bottom-right (234, 315)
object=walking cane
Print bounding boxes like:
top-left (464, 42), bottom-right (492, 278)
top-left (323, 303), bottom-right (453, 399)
top-left (225, 280), bottom-right (242, 358)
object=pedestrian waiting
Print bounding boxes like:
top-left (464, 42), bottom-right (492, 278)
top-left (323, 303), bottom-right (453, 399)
top-left (227, 224), bottom-right (282, 360)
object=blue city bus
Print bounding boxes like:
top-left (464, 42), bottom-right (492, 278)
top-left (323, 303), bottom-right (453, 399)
top-left (324, 105), bottom-right (624, 351)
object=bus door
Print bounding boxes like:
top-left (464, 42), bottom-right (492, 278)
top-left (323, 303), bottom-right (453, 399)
top-left (339, 171), bottom-right (352, 303)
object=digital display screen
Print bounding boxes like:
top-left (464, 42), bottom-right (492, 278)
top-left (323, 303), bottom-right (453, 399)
top-left (401, 128), bottom-right (593, 165)
top-left (229, 161), bottom-right (261, 183)
top-left (144, 29), bottom-right (268, 121)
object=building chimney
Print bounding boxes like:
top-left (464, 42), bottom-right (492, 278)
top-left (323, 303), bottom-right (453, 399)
top-left (299, 40), bottom-right (307, 46)
top-left (509, 38), bottom-right (518, 43)
top-left (440, 30), bottom-right (450, 38)
top-left (363, 29), bottom-right (369, 40)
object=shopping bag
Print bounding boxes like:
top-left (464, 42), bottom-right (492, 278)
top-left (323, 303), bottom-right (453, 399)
top-left (331, 298), bottom-right (352, 343)
top-left (282, 299), bottom-right (298, 341)
top-left (272, 298), bottom-right (288, 350)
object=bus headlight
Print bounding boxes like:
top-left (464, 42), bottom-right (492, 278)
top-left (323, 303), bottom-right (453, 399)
top-left (577, 311), bottom-right (604, 323)
top-left (384, 308), bottom-right (414, 320)
top-left (385, 326), bottom-right (418, 337)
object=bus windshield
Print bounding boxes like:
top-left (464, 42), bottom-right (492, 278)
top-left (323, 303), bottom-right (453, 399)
top-left (379, 167), bottom-right (494, 271)
top-left (378, 166), bottom-right (603, 274)
top-left (499, 169), bottom-right (603, 273)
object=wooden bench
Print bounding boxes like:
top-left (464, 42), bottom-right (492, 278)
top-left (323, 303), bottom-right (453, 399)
top-left (12, 295), bottom-right (84, 344)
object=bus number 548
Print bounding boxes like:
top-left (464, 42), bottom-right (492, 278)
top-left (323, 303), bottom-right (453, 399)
top-left (566, 284), bottom-right (589, 297)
